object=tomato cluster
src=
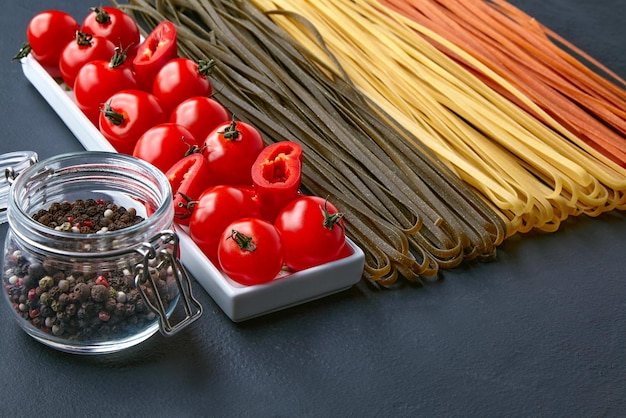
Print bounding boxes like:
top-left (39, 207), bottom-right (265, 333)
top-left (179, 136), bottom-right (351, 286)
top-left (22, 8), bottom-right (352, 286)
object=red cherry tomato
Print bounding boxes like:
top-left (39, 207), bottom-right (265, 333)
top-left (81, 7), bottom-right (140, 57)
top-left (169, 96), bottom-right (230, 143)
top-left (189, 185), bottom-right (262, 265)
top-left (152, 57), bottom-right (214, 115)
top-left (132, 123), bottom-right (198, 173)
top-left (218, 218), bottom-right (284, 286)
top-left (203, 118), bottom-right (265, 185)
top-left (99, 90), bottom-right (167, 155)
top-left (274, 196), bottom-right (346, 271)
top-left (74, 49), bottom-right (138, 125)
top-left (165, 153), bottom-right (215, 225)
top-left (26, 10), bottom-right (80, 78)
top-left (59, 31), bottom-right (116, 88)
top-left (132, 20), bottom-right (178, 91)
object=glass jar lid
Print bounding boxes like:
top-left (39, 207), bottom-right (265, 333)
top-left (0, 151), bottom-right (38, 224)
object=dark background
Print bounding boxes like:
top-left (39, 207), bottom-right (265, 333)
top-left (1, 1), bottom-right (625, 416)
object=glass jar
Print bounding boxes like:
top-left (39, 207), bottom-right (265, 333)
top-left (0, 151), bottom-right (38, 224)
top-left (1, 151), bottom-right (202, 354)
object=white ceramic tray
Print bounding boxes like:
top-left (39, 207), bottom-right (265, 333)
top-left (20, 54), bottom-right (365, 322)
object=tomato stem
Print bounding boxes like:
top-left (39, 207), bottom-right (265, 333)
top-left (182, 136), bottom-right (204, 156)
top-left (227, 229), bottom-right (257, 252)
top-left (320, 199), bottom-right (344, 230)
top-left (92, 7), bottom-right (111, 24)
top-left (101, 101), bottom-right (125, 125)
top-left (176, 192), bottom-right (198, 219)
top-left (222, 115), bottom-right (241, 141)
top-left (109, 46), bottom-right (129, 69)
top-left (76, 31), bottom-right (93, 47)
top-left (12, 42), bottom-right (31, 60)
top-left (197, 59), bottom-right (216, 76)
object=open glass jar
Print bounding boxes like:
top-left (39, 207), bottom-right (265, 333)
top-left (1, 152), bottom-right (202, 354)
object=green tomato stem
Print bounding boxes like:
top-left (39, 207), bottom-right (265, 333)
top-left (102, 102), bottom-right (125, 125)
top-left (228, 230), bottom-right (257, 252)
top-left (92, 7), bottom-right (111, 24)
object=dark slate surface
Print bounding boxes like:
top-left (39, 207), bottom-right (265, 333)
top-left (1, 1), bottom-right (624, 416)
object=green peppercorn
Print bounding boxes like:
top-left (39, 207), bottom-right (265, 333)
top-left (39, 276), bottom-right (54, 291)
top-left (39, 292), bottom-right (50, 306)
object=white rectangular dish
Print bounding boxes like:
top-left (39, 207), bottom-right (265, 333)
top-left (20, 54), bottom-right (365, 322)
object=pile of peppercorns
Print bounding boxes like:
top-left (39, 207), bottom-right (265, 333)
top-left (3, 199), bottom-right (177, 343)
top-left (32, 198), bottom-right (143, 234)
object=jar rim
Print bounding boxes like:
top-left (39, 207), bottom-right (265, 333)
top-left (6, 151), bottom-right (173, 258)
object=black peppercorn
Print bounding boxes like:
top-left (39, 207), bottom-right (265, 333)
top-left (27, 263), bottom-right (46, 281)
top-left (73, 282), bottom-right (90, 302)
top-left (104, 297), bottom-right (117, 313)
top-left (90, 284), bottom-right (109, 303)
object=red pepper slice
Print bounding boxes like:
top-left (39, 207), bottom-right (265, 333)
top-left (165, 153), bottom-right (215, 225)
top-left (132, 20), bottom-right (178, 91)
top-left (251, 141), bottom-right (303, 222)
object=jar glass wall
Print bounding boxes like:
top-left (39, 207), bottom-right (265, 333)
top-left (2, 152), bottom-right (201, 354)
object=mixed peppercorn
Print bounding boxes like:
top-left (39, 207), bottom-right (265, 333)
top-left (3, 199), bottom-right (177, 343)
top-left (31, 198), bottom-right (143, 234)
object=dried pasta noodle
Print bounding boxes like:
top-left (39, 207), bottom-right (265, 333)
top-left (249, 0), bottom-right (626, 236)
top-left (113, 0), bottom-right (507, 285)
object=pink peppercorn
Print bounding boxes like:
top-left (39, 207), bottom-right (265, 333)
top-left (95, 275), bottom-right (109, 288)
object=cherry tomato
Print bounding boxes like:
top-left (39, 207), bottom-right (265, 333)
top-left (169, 96), bottom-right (230, 143)
top-left (26, 10), bottom-right (80, 78)
top-left (59, 31), bottom-right (116, 88)
top-left (81, 7), bottom-right (140, 57)
top-left (203, 118), bottom-right (265, 185)
top-left (132, 21), bottom-right (178, 91)
top-left (189, 185), bottom-right (262, 265)
top-left (165, 153), bottom-right (215, 225)
top-left (99, 90), bottom-right (167, 155)
top-left (74, 48), bottom-right (138, 125)
top-left (218, 218), bottom-right (283, 286)
top-left (274, 196), bottom-right (346, 271)
top-left (152, 57), bottom-right (214, 115)
top-left (133, 123), bottom-right (198, 173)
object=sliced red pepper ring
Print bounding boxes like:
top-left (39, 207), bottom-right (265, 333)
top-left (251, 141), bottom-right (303, 222)
top-left (132, 20), bottom-right (178, 91)
top-left (165, 153), bottom-right (215, 225)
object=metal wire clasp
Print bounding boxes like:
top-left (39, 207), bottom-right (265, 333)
top-left (4, 151), bottom-right (38, 184)
top-left (134, 230), bottom-right (202, 336)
